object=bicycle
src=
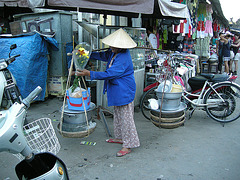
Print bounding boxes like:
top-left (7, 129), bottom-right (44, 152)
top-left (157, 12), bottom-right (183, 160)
top-left (140, 57), bottom-right (240, 124)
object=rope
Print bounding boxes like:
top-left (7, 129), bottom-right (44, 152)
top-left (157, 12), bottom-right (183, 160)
top-left (59, 36), bottom-right (75, 136)
top-left (158, 53), bottom-right (174, 127)
top-left (78, 78), bottom-right (90, 137)
top-left (60, 36), bottom-right (90, 137)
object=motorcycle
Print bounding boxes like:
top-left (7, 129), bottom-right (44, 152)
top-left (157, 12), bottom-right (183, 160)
top-left (0, 44), bottom-right (22, 109)
top-left (0, 86), bottom-right (69, 179)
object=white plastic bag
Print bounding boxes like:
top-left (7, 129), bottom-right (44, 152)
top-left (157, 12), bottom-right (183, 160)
top-left (69, 87), bottom-right (88, 98)
top-left (148, 99), bottom-right (159, 110)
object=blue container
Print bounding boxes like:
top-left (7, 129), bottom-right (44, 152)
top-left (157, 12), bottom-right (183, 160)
top-left (66, 88), bottom-right (91, 111)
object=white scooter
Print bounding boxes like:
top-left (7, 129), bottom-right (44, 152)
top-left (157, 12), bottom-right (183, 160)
top-left (0, 44), bottom-right (22, 109)
top-left (0, 86), bottom-right (69, 179)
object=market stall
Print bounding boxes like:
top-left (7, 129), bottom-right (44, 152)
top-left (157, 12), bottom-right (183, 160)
top-left (1, 0), bottom-right (190, 105)
top-left (40, 0), bottom-right (189, 108)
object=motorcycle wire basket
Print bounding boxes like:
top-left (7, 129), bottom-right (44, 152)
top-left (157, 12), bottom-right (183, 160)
top-left (13, 118), bottom-right (61, 161)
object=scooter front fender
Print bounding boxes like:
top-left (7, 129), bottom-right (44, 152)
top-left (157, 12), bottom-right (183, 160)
top-left (15, 152), bottom-right (69, 180)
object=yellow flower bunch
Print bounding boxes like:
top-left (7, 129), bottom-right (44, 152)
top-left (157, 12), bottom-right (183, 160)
top-left (71, 43), bottom-right (91, 91)
top-left (73, 43), bottom-right (91, 70)
top-left (76, 47), bottom-right (89, 59)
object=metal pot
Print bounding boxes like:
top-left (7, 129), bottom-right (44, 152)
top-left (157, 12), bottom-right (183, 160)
top-left (156, 91), bottom-right (182, 111)
top-left (62, 102), bottom-right (96, 124)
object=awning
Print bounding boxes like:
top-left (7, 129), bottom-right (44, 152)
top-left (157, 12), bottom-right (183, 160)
top-left (209, 0), bottom-right (229, 27)
top-left (158, 0), bottom-right (190, 19)
top-left (48, 0), bottom-right (154, 15)
top-left (0, 0), bottom-right (189, 19)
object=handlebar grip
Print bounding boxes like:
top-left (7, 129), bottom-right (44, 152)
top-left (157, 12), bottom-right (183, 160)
top-left (22, 86), bottom-right (42, 108)
top-left (7, 54), bottom-right (20, 64)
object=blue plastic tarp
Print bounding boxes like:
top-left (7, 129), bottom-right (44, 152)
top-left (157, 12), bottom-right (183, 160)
top-left (0, 33), bottom-right (58, 101)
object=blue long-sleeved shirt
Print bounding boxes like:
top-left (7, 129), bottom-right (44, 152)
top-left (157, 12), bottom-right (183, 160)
top-left (89, 49), bottom-right (136, 106)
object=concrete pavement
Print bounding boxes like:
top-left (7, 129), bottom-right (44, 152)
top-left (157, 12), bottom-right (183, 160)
top-left (1, 75), bottom-right (240, 180)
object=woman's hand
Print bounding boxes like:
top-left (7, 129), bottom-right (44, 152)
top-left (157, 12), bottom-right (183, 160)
top-left (68, 69), bottom-right (76, 76)
top-left (75, 69), bottom-right (90, 76)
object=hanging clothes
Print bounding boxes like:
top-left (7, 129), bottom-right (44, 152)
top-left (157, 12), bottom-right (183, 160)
top-left (197, 14), bottom-right (205, 38)
top-left (173, 24), bottom-right (180, 33)
top-left (180, 20), bottom-right (185, 34)
top-left (183, 37), bottom-right (194, 54)
top-left (195, 37), bottom-right (211, 57)
top-left (213, 20), bottom-right (218, 32)
top-left (163, 25), bottom-right (168, 44)
top-left (204, 4), bottom-right (213, 37)
top-left (205, 18), bottom-right (213, 37)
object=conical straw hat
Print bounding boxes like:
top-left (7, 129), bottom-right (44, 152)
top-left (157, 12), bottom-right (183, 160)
top-left (102, 28), bottom-right (137, 49)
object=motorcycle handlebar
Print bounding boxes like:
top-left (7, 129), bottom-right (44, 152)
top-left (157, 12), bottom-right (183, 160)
top-left (22, 86), bottom-right (42, 108)
top-left (6, 54), bottom-right (20, 64)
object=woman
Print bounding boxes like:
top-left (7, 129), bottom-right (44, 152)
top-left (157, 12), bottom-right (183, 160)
top-left (216, 32), bottom-right (224, 73)
top-left (76, 28), bottom-right (140, 157)
top-left (219, 31), bottom-right (233, 74)
top-left (147, 26), bottom-right (157, 50)
top-left (230, 33), bottom-right (240, 75)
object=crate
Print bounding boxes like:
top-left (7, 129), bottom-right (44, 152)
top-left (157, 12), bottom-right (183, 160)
top-left (201, 62), bottom-right (209, 73)
top-left (209, 63), bottom-right (218, 74)
top-left (47, 76), bottom-right (67, 96)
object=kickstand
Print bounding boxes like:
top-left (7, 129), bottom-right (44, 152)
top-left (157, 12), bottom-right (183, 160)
top-left (97, 106), bottom-right (113, 137)
top-left (189, 107), bottom-right (196, 120)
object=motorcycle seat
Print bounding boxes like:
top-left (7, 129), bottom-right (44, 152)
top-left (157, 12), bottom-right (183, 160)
top-left (200, 73), bottom-right (215, 81)
top-left (188, 73), bottom-right (229, 91)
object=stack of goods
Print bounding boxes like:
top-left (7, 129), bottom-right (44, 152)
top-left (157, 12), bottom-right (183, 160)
top-left (149, 80), bottom-right (186, 129)
top-left (58, 43), bottom-right (96, 138)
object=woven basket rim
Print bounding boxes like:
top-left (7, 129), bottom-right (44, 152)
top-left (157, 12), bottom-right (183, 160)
top-left (150, 111), bottom-right (185, 123)
top-left (57, 123), bottom-right (96, 138)
top-left (151, 117), bottom-right (185, 129)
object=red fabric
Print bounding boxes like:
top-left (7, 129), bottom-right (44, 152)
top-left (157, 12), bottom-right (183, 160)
top-left (174, 24), bottom-right (178, 32)
top-left (143, 82), bottom-right (159, 92)
top-left (188, 24), bottom-right (191, 38)
top-left (213, 22), bottom-right (217, 32)
top-left (180, 22), bottom-right (184, 33)
top-left (201, 21), bottom-right (205, 31)
top-left (67, 96), bottom-right (90, 107)
top-left (197, 21), bottom-right (201, 31)
top-left (197, 21), bottom-right (205, 31)
top-left (156, 32), bottom-right (159, 49)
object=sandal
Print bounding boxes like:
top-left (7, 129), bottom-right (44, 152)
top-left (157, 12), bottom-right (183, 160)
top-left (116, 149), bottom-right (131, 157)
top-left (106, 139), bottom-right (123, 144)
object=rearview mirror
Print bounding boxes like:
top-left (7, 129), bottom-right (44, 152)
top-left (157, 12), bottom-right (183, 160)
top-left (10, 44), bottom-right (17, 50)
